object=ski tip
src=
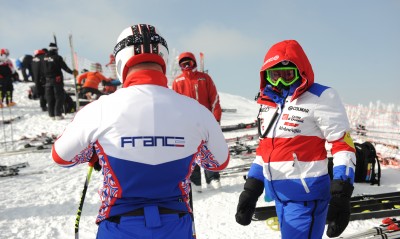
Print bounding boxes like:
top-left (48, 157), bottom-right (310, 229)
top-left (388, 223), bottom-right (400, 230)
top-left (382, 218), bottom-right (396, 224)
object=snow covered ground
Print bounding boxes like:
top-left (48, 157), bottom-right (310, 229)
top-left (0, 82), bottom-right (399, 239)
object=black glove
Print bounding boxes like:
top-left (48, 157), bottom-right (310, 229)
top-left (326, 179), bottom-right (354, 238)
top-left (88, 149), bottom-right (102, 172)
top-left (235, 178), bottom-right (264, 226)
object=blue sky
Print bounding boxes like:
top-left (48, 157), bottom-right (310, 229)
top-left (2, 0), bottom-right (399, 105)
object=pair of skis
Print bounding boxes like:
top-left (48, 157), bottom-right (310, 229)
top-left (0, 140), bottom-right (52, 157)
top-left (1, 132), bottom-right (55, 154)
top-left (0, 162), bottom-right (29, 177)
top-left (0, 115), bottom-right (22, 125)
top-left (220, 163), bottom-right (252, 177)
top-left (221, 121), bottom-right (257, 132)
top-left (341, 218), bottom-right (400, 239)
top-left (253, 191), bottom-right (400, 225)
top-left (225, 133), bottom-right (259, 144)
top-left (229, 142), bottom-right (257, 153)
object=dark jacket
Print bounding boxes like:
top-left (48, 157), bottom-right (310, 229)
top-left (22, 55), bottom-right (33, 68)
top-left (32, 53), bottom-right (46, 85)
top-left (43, 50), bottom-right (73, 79)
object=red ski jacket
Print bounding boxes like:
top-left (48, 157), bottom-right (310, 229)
top-left (172, 53), bottom-right (222, 122)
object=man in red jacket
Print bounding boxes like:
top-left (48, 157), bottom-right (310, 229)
top-left (172, 52), bottom-right (222, 192)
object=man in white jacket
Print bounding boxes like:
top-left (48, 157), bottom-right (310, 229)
top-left (52, 24), bottom-right (230, 239)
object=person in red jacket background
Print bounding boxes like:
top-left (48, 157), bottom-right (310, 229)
top-left (172, 52), bottom-right (223, 192)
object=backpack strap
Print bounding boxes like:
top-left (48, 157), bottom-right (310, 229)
top-left (375, 155), bottom-right (381, 186)
top-left (364, 141), bottom-right (381, 186)
top-left (257, 107), bottom-right (279, 139)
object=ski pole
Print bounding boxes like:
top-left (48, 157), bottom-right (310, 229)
top-left (6, 91), bottom-right (14, 149)
top-left (74, 166), bottom-right (93, 239)
top-left (0, 91), bottom-right (7, 151)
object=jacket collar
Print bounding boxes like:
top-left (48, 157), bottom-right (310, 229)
top-left (123, 69), bottom-right (168, 88)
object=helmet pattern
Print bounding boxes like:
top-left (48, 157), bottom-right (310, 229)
top-left (114, 24), bottom-right (169, 83)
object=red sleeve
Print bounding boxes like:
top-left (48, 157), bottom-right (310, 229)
top-left (330, 132), bottom-right (356, 155)
top-left (172, 76), bottom-right (185, 95)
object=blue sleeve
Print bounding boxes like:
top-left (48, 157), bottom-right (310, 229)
top-left (247, 163), bottom-right (264, 182)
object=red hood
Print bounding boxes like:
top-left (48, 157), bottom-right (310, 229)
top-left (178, 52), bottom-right (197, 63)
top-left (259, 40), bottom-right (314, 101)
top-left (178, 52), bottom-right (198, 72)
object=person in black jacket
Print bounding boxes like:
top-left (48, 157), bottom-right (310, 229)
top-left (43, 43), bottom-right (77, 120)
top-left (31, 48), bottom-right (48, 111)
top-left (20, 54), bottom-right (33, 82)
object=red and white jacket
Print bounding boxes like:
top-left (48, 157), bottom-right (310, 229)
top-left (0, 59), bottom-right (16, 79)
top-left (172, 52), bottom-right (222, 122)
top-left (248, 40), bottom-right (356, 202)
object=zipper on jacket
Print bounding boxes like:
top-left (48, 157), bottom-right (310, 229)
top-left (266, 105), bottom-right (283, 202)
top-left (293, 153), bottom-right (310, 193)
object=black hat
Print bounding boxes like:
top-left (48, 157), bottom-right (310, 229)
top-left (49, 43), bottom-right (58, 51)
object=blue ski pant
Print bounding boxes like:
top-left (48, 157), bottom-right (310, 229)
top-left (275, 199), bottom-right (329, 239)
top-left (96, 212), bottom-right (194, 239)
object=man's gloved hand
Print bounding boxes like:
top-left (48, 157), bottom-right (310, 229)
top-left (88, 151), bottom-right (102, 171)
top-left (76, 84), bottom-right (82, 92)
top-left (326, 179), bottom-right (354, 238)
top-left (235, 178), bottom-right (264, 226)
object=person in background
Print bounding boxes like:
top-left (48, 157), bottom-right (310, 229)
top-left (76, 62), bottom-right (112, 101)
top-left (43, 42), bottom-right (77, 120)
top-left (0, 48), bottom-right (17, 107)
top-left (172, 52), bottom-right (223, 192)
top-left (235, 40), bottom-right (356, 239)
top-left (31, 48), bottom-right (48, 111)
top-left (105, 54), bottom-right (117, 79)
top-left (51, 23), bottom-right (229, 239)
top-left (103, 54), bottom-right (121, 94)
top-left (15, 54), bottom-right (33, 82)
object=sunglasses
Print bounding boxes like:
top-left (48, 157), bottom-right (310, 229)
top-left (265, 67), bottom-right (299, 86)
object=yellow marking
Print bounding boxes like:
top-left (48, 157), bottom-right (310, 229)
top-left (266, 217), bottom-right (280, 231)
top-left (343, 132), bottom-right (355, 149)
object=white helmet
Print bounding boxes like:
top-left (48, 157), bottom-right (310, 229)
top-left (0, 48), bottom-right (10, 62)
top-left (113, 24), bottom-right (169, 83)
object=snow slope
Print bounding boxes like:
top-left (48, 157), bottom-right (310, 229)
top-left (0, 82), bottom-right (399, 239)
